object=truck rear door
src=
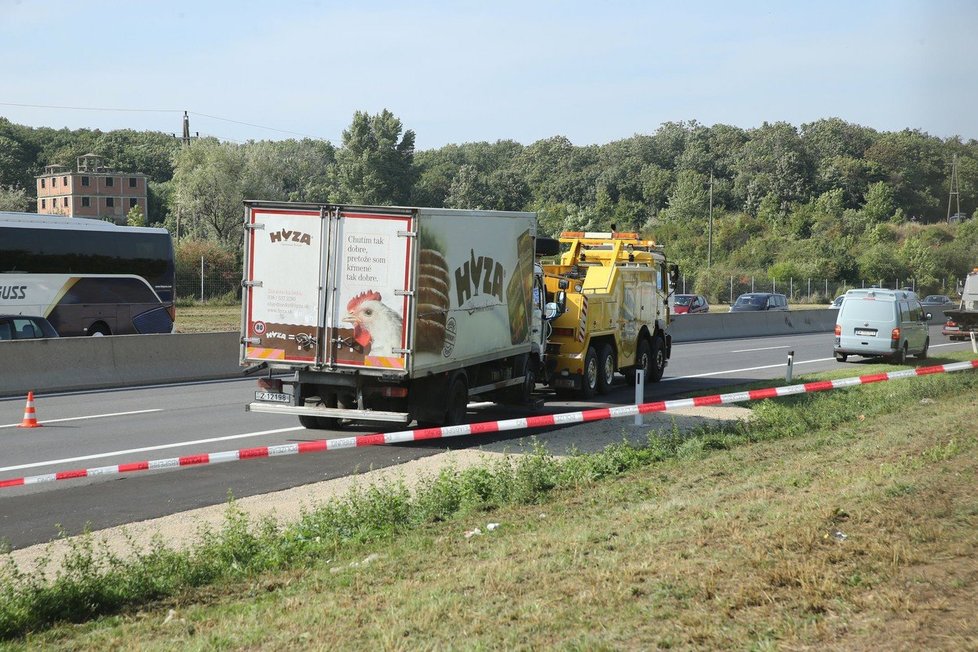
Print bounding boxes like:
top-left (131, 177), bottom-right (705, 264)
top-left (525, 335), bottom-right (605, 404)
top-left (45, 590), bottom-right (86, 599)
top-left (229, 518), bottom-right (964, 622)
top-left (242, 205), bottom-right (326, 365)
top-left (323, 208), bottom-right (415, 372)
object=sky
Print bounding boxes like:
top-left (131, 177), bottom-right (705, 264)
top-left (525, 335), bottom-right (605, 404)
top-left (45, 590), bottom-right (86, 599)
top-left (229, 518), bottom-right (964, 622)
top-left (1, 0), bottom-right (977, 150)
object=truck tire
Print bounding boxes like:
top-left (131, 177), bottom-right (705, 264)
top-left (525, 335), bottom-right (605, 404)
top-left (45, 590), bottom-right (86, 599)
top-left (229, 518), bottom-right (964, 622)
top-left (627, 338), bottom-right (651, 387)
top-left (444, 376), bottom-right (468, 425)
top-left (597, 343), bottom-right (615, 395)
top-left (580, 345), bottom-right (599, 398)
top-left (648, 335), bottom-right (666, 382)
top-left (299, 415), bottom-right (332, 429)
top-left (918, 338), bottom-right (929, 359)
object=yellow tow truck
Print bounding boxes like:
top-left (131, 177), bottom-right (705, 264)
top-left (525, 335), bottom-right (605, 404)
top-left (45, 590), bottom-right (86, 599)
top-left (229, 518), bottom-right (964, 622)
top-left (542, 230), bottom-right (675, 397)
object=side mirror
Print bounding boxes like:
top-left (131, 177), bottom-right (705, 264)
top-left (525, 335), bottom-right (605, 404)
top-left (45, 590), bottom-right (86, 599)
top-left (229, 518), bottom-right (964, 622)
top-left (668, 264), bottom-right (679, 291)
top-left (924, 312), bottom-right (932, 322)
top-left (544, 290), bottom-right (567, 320)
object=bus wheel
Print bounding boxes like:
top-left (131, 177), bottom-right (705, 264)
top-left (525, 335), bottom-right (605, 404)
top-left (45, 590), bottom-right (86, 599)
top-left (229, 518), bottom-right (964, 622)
top-left (88, 322), bottom-right (110, 336)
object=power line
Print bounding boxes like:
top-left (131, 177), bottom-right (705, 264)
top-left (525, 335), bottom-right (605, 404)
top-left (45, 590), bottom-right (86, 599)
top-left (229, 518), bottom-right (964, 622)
top-left (189, 111), bottom-right (320, 139)
top-left (0, 101), bottom-right (325, 140)
top-left (0, 101), bottom-right (177, 113)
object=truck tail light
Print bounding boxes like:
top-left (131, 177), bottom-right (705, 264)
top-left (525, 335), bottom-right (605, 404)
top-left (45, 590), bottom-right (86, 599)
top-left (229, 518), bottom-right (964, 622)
top-left (553, 327), bottom-right (576, 338)
top-left (946, 320), bottom-right (957, 327)
top-left (834, 324), bottom-right (841, 336)
top-left (379, 387), bottom-right (409, 398)
top-left (891, 327), bottom-right (901, 341)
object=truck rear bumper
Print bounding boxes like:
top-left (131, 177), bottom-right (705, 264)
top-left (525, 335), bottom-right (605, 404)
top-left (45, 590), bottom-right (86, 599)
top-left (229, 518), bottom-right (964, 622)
top-left (246, 402), bottom-right (411, 424)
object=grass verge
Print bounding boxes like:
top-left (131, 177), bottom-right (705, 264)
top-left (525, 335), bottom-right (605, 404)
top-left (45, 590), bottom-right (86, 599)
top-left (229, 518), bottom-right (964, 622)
top-left (2, 353), bottom-right (977, 648)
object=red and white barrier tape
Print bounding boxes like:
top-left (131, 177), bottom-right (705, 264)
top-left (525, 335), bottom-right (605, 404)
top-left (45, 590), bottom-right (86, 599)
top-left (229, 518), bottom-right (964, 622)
top-left (3, 359), bottom-right (976, 489)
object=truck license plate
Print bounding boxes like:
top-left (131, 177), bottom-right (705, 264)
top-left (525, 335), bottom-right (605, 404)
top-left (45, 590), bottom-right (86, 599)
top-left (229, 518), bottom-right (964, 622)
top-left (255, 391), bottom-right (291, 403)
top-left (855, 328), bottom-right (876, 336)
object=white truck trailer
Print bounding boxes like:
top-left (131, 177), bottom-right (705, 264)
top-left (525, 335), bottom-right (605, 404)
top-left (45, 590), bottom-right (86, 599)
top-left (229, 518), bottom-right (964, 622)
top-left (240, 201), bottom-right (555, 428)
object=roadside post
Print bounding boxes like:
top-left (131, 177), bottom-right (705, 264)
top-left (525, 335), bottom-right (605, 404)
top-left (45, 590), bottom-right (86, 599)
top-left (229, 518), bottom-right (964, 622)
top-left (972, 331), bottom-right (977, 354)
top-left (633, 369), bottom-right (645, 426)
top-left (786, 350), bottom-right (795, 383)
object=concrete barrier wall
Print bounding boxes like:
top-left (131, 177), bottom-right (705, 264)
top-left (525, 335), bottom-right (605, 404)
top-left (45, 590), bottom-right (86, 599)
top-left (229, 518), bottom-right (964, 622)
top-left (670, 308), bottom-right (838, 343)
top-left (0, 307), bottom-right (951, 397)
top-left (0, 332), bottom-right (242, 397)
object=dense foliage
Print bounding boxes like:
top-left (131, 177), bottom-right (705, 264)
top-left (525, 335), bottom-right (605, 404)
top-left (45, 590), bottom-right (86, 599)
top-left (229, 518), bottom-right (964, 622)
top-left (2, 113), bottom-right (976, 297)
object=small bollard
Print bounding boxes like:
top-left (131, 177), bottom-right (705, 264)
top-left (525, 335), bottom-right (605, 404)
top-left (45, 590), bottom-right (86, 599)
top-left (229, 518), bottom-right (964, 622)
top-left (634, 369), bottom-right (645, 426)
top-left (972, 331), bottom-right (977, 354)
top-left (785, 350), bottom-right (795, 383)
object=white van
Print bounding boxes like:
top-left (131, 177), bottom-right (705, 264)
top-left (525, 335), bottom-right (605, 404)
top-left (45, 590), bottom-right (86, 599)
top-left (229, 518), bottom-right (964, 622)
top-left (833, 289), bottom-right (931, 363)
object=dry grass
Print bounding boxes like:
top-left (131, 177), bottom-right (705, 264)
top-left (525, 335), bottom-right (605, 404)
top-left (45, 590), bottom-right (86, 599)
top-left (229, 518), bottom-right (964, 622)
top-left (15, 369), bottom-right (978, 650)
top-left (173, 304), bottom-right (240, 333)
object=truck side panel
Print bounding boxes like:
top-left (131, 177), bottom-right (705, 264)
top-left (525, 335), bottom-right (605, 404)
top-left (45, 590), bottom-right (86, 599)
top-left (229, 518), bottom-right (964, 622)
top-left (411, 210), bottom-right (536, 373)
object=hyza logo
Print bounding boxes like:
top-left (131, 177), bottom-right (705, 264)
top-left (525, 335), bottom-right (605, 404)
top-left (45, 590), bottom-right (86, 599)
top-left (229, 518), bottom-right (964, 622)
top-left (453, 249), bottom-right (504, 307)
top-left (269, 228), bottom-right (312, 245)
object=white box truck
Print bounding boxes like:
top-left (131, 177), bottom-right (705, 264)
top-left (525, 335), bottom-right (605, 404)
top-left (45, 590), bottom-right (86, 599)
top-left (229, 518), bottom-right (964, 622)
top-left (240, 201), bottom-right (554, 428)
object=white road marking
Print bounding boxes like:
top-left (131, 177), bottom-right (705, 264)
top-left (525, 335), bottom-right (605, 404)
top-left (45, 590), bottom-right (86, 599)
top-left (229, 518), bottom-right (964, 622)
top-left (0, 409), bottom-right (163, 430)
top-left (730, 345), bottom-right (791, 353)
top-left (0, 426), bottom-right (304, 473)
top-left (666, 341), bottom-right (966, 382)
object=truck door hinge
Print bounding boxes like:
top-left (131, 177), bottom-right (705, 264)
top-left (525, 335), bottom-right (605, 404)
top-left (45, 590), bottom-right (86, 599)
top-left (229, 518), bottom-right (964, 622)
top-left (394, 289), bottom-right (413, 297)
top-left (397, 230), bottom-right (417, 238)
top-left (242, 337), bottom-right (261, 345)
top-left (244, 223), bottom-right (265, 231)
top-left (242, 280), bottom-right (263, 288)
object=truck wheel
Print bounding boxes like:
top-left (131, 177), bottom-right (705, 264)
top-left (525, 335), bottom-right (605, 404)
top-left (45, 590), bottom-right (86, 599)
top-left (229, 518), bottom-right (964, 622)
top-left (299, 415), bottom-right (331, 429)
top-left (597, 344), bottom-right (615, 395)
top-left (835, 352), bottom-right (848, 363)
top-left (918, 338), bottom-right (929, 360)
top-left (579, 345), bottom-right (599, 398)
top-left (444, 376), bottom-right (468, 425)
top-left (627, 338), bottom-right (651, 387)
top-left (648, 336), bottom-right (666, 382)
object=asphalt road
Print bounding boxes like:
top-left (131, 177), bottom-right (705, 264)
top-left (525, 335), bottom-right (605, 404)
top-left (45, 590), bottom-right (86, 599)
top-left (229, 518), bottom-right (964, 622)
top-left (0, 325), bottom-right (969, 550)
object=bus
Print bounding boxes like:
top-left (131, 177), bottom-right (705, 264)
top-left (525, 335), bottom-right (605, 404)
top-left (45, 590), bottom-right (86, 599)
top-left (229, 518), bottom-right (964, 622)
top-left (0, 211), bottom-right (175, 336)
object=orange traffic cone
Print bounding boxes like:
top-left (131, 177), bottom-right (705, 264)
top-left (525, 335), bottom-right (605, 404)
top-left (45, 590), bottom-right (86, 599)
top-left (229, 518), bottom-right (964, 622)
top-left (17, 391), bottom-right (42, 428)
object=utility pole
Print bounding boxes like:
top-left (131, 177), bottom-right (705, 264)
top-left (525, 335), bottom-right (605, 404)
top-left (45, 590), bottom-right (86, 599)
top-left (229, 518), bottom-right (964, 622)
top-left (947, 154), bottom-right (961, 222)
top-left (182, 111), bottom-right (191, 147)
top-left (707, 171), bottom-right (714, 268)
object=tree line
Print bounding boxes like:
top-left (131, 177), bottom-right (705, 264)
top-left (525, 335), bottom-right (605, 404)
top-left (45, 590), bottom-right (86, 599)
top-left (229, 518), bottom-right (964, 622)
top-left (1, 110), bottom-right (976, 298)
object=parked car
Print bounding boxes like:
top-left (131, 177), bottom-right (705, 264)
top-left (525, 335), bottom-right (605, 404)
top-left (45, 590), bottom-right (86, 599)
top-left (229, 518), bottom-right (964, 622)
top-left (0, 315), bottom-right (60, 340)
top-left (673, 294), bottom-right (709, 314)
top-left (833, 289), bottom-right (930, 363)
top-left (921, 294), bottom-right (953, 308)
top-left (832, 295), bottom-right (845, 308)
top-left (729, 293), bottom-right (788, 312)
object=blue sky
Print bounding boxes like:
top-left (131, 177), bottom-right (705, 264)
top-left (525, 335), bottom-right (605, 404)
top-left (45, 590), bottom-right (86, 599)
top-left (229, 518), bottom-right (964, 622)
top-left (1, 0), bottom-right (976, 150)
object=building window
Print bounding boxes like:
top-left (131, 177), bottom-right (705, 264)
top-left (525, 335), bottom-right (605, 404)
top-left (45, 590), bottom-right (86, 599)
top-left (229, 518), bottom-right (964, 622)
top-left (63, 176), bottom-right (68, 185)
top-left (52, 177), bottom-right (57, 187)
top-left (106, 197), bottom-right (115, 208)
top-left (41, 199), bottom-right (46, 208)
top-left (129, 198), bottom-right (138, 208)
top-left (82, 197), bottom-right (90, 207)
top-left (41, 179), bottom-right (46, 189)
top-left (106, 177), bottom-right (114, 187)
top-left (129, 177), bottom-right (137, 188)
top-left (63, 197), bottom-right (68, 207)
top-left (82, 176), bottom-right (90, 187)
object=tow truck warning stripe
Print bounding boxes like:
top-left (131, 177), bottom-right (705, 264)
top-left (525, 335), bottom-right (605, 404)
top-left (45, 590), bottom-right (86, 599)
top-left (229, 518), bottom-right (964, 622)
top-left (3, 359), bottom-right (976, 490)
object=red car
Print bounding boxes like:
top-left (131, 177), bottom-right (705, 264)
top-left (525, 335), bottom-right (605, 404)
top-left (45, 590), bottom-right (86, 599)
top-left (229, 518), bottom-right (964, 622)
top-left (673, 294), bottom-right (709, 314)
